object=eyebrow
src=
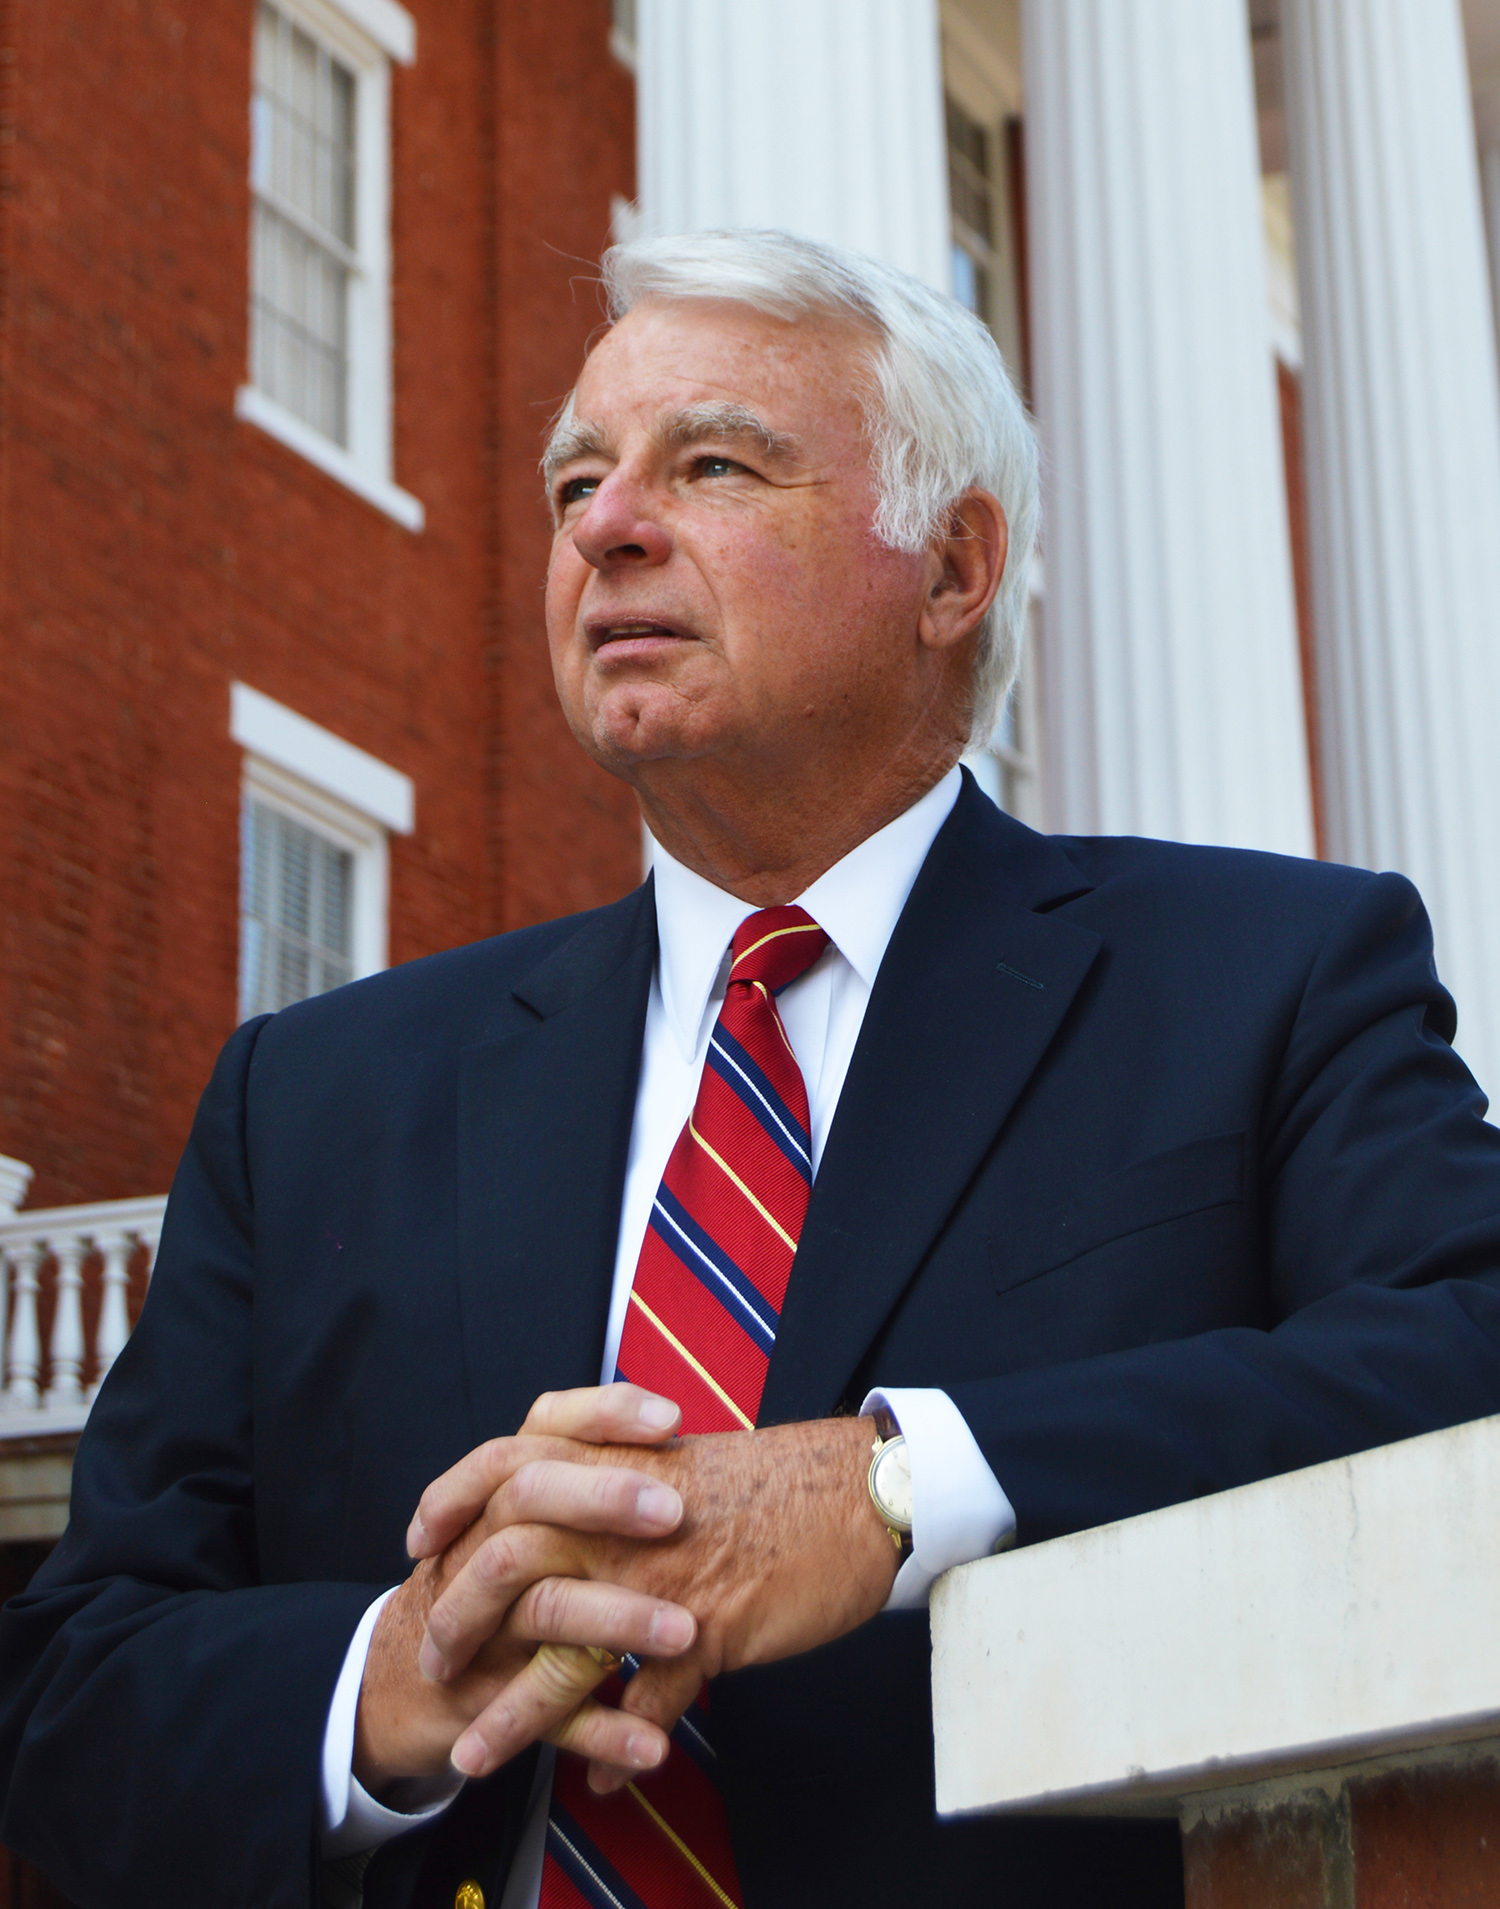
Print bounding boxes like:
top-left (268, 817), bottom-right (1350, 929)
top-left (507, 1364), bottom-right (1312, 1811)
top-left (660, 402), bottom-right (800, 463)
top-left (542, 400), bottom-right (800, 490)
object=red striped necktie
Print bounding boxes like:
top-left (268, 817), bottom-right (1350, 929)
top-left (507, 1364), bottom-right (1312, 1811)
top-left (539, 904), bottom-right (829, 1909)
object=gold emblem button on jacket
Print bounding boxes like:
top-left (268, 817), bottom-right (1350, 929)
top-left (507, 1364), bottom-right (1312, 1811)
top-left (454, 1883), bottom-right (484, 1909)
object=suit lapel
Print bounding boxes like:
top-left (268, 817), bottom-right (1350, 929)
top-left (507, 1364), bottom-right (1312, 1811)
top-left (761, 781), bottom-right (1102, 1424)
top-left (455, 884), bottom-right (657, 1441)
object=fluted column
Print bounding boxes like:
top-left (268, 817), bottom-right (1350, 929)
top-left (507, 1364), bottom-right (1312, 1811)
top-left (1022, 0), bottom-right (1315, 855)
top-left (1281, 0), bottom-right (1500, 1096)
top-left (636, 0), bottom-right (949, 290)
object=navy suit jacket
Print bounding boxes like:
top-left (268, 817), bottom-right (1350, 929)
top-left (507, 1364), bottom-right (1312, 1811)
top-left (4, 775), bottom-right (1500, 1909)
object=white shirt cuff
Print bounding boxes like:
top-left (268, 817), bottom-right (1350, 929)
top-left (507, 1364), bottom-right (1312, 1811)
top-left (861, 1387), bottom-right (1016, 1610)
top-left (320, 1587), bottom-right (466, 1858)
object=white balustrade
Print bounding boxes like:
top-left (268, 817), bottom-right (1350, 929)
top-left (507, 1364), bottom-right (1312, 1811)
top-left (0, 1192), bottom-right (167, 1436)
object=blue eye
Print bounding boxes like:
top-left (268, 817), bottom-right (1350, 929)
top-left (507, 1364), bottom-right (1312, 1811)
top-left (699, 456), bottom-right (738, 478)
top-left (559, 475), bottom-right (601, 506)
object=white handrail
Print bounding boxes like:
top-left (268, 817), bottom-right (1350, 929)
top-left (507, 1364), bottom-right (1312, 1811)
top-left (0, 1191), bottom-right (168, 1435)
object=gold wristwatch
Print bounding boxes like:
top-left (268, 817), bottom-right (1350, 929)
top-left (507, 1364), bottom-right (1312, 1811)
top-left (867, 1424), bottom-right (914, 1560)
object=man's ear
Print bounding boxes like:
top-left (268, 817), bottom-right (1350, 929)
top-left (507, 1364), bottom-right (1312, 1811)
top-left (917, 488), bottom-right (1008, 653)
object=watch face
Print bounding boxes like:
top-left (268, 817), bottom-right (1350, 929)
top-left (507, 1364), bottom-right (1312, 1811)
top-left (872, 1440), bottom-right (914, 1531)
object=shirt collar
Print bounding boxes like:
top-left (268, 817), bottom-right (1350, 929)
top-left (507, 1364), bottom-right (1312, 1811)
top-left (649, 766), bottom-right (964, 1061)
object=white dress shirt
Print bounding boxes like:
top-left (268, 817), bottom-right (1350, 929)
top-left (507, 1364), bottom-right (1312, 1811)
top-left (321, 765), bottom-right (1016, 1880)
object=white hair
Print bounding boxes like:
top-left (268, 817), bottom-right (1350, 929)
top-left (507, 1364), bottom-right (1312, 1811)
top-left (562, 227), bottom-right (1039, 742)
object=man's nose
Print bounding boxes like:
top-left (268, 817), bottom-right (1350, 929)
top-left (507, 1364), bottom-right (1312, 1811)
top-left (571, 472), bottom-right (672, 571)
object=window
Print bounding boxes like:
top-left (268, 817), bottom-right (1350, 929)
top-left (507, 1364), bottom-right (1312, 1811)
top-left (231, 684), bottom-right (414, 1020)
top-left (942, 89), bottom-right (1045, 825)
top-left (236, 0), bottom-right (423, 531)
top-left (251, 6), bottom-right (357, 445)
top-left (241, 796), bottom-right (356, 1015)
top-left (947, 96), bottom-right (997, 329)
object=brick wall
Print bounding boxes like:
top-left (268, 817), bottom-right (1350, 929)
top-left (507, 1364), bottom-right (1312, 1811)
top-left (0, 0), bottom-right (641, 1209)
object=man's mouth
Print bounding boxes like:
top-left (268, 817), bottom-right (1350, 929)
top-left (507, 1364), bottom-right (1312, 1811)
top-left (586, 616), bottom-right (696, 651)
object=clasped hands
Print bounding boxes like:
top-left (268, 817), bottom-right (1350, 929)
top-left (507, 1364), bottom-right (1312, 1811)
top-left (353, 1384), bottom-right (899, 1803)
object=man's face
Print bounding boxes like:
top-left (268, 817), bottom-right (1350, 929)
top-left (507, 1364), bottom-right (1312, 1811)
top-left (544, 298), bottom-right (948, 793)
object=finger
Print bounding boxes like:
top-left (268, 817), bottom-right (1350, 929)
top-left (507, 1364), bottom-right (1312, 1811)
top-left (509, 1574), bottom-right (695, 1661)
top-left (422, 1471), bottom-right (686, 1681)
top-left (499, 1457), bottom-right (683, 1539)
top-left (588, 1655), bottom-right (704, 1795)
top-left (523, 1383), bottom-right (682, 1446)
top-left (547, 1691), bottom-right (671, 1782)
top-left (420, 1464), bottom-right (684, 1682)
top-left (420, 1523), bottom-right (577, 1682)
top-left (406, 1436), bottom-right (523, 1559)
top-left (451, 1644), bottom-right (666, 1782)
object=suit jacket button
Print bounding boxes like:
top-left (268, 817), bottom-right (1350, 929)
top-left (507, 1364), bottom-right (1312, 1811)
top-left (454, 1884), bottom-right (484, 1909)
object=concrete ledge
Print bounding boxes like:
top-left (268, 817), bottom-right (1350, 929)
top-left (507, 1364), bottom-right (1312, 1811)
top-left (931, 1414), bottom-right (1500, 1819)
top-left (0, 1438), bottom-right (75, 1543)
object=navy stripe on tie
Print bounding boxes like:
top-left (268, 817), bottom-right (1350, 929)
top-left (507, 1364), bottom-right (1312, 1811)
top-left (545, 1805), bottom-right (651, 1909)
top-left (707, 1025), bottom-right (812, 1180)
top-left (649, 1184), bottom-right (778, 1356)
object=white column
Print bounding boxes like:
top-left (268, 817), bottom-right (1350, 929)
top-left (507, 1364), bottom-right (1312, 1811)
top-left (636, 0), bottom-right (949, 290)
top-left (1022, 0), bottom-right (1315, 856)
top-left (1281, 0), bottom-right (1500, 1096)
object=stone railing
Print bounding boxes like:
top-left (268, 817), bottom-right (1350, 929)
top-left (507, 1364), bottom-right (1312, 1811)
top-left (931, 1413), bottom-right (1500, 1903)
top-left (0, 1159), bottom-right (165, 1438)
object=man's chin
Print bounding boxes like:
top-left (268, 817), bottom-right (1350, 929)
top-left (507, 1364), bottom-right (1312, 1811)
top-left (578, 689), bottom-right (723, 775)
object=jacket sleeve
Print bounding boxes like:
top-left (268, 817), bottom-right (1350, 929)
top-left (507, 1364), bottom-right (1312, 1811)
top-left (0, 1014), bottom-right (381, 1909)
top-left (949, 870), bottom-right (1500, 1544)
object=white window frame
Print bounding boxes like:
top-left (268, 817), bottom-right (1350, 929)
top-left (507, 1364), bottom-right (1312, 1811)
top-left (231, 683), bottom-right (415, 1016)
top-left (610, 0), bottom-right (638, 71)
top-left (235, 0), bottom-right (424, 532)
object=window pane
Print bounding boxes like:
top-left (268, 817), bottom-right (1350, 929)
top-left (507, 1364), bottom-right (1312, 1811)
top-left (255, 4), bottom-right (355, 244)
top-left (250, 3), bottom-right (356, 445)
top-left (240, 797), bottom-right (355, 1017)
top-left (251, 203), bottom-right (349, 443)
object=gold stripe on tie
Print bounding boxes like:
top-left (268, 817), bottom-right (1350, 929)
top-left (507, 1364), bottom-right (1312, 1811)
top-left (626, 1784), bottom-right (740, 1909)
top-left (627, 1291), bottom-right (755, 1430)
top-left (730, 921), bottom-right (826, 972)
top-left (748, 981), bottom-right (801, 1064)
top-left (687, 1119), bottom-right (799, 1252)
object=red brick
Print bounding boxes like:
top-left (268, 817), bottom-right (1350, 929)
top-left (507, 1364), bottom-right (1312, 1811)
top-left (0, 0), bottom-right (640, 1206)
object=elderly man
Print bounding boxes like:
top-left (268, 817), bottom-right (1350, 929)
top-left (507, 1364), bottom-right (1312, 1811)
top-left (3, 231), bottom-right (1500, 1909)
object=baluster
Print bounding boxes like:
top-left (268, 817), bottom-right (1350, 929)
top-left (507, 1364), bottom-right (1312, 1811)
top-left (6, 1240), bottom-right (44, 1411)
top-left (45, 1233), bottom-right (86, 1408)
top-left (92, 1229), bottom-right (133, 1394)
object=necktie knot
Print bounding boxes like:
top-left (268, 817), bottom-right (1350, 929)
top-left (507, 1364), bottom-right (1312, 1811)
top-left (728, 905), bottom-right (829, 996)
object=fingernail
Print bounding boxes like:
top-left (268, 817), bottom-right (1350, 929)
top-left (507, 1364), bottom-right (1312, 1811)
top-left (451, 1734), bottom-right (487, 1778)
top-left (636, 1483), bottom-right (681, 1528)
top-left (406, 1514), bottom-right (428, 1557)
top-left (418, 1637), bottom-right (447, 1682)
top-left (638, 1397), bottom-right (679, 1430)
top-left (628, 1732), bottom-right (665, 1769)
top-left (648, 1606), bottom-right (694, 1651)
